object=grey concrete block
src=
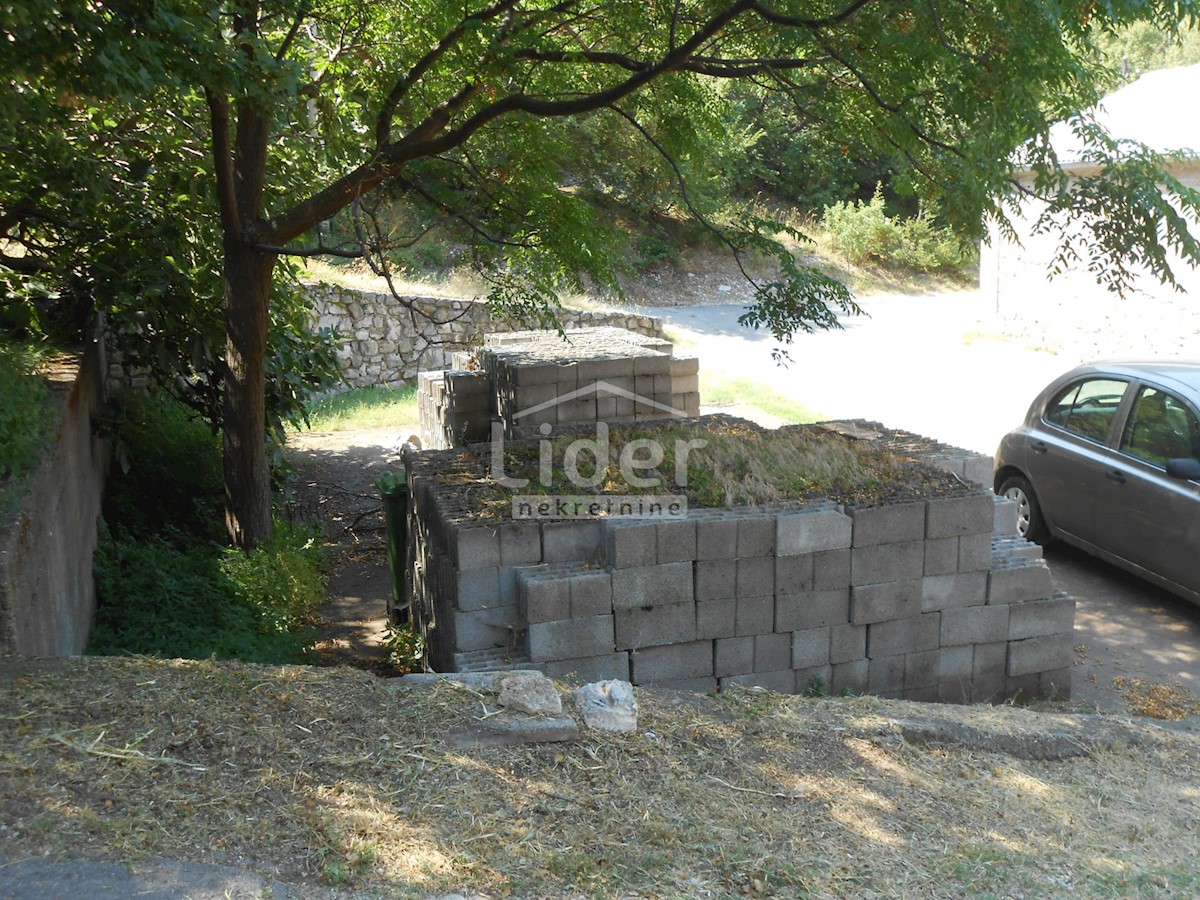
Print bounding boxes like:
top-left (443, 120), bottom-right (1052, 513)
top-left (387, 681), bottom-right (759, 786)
top-left (993, 495), bottom-right (1020, 536)
top-left (939, 644), bottom-right (974, 680)
top-left (755, 632), bottom-right (792, 672)
top-left (614, 600), bottom-right (696, 649)
top-left (519, 571), bottom-right (570, 624)
top-left (813, 549), bottom-right (851, 590)
top-left (720, 670), bottom-right (795, 693)
top-left (926, 492), bottom-right (995, 539)
top-left (657, 519), bottom-right (697, 563)
top-left (633, 354), bottom-right (670, 375)
top-left (937, 678), bottom-right (973, 705)
top-left (851, 580), bottom-right (922, 625)
top-left (942, 604), bottom-right (1010, 646)
top-left (791, 626), bottom-right (831, 669)
top-left (851, 541), bottom-right (924, 586)
top-left (963, 455), bottom-right (994, 489)
top-left (924, 537), bottom-right (959, 576)
top-left (697, 597), bottom-right (737, 640)
top-left (611, 561), bottom-right (694, 609)
top-left (958, 533), bottom-right (994, 573)
top-left (774, 589), bottom-right (851, 633)
top-left (868, 654), bottom-right (906, 694)
top-left (695, 516), bottom-right (738, 560)
top-left (988, 561), bottom-right (1054, 604)
top-left (922, 571), bottom-right (988, 612)
top-left (672, 374), bottom-right (700, 395)
top-left (795, 665), bottom-right (834, 695)
top-left (850, 502), bottom-right (926, 547)
top-left (453, 605), bottom-right (524, 653)
top-left (904, 683), bottom-right (942, 703)
top-left (669, 356), bottom-right (700, 376)
top-left (457, 566), bottom-right (501, 612)
top-left (775, 554), bottom-right (814, 596)
top-left (905, 649), bottom-right (940, 689)
top-left (1008, 594), bottom-right (1076, 640)
top-left (831, 659), bottom-right (869, 695)
top-left (715, 636), bottom-right (754, 677)
top-left (527, 614), bottom-right (615, 662)
top-left (570, 569), bottom-right (613, 618)
top-left (737, 516), bottom-right (776, 557)
top-left (736, 557), bottom-right (775, 597)
top-left (606, 521), bottom-right (658, 568)
top-left (830, 623), bottom-right (866, 664)
top-left (456, 526), bottom-right (502, 570)
top-left (499, 522), bottom-right (542, 566)
top-left (736, 594), bottom-right (774, 636)
top-left (513, 363), bottom-right (560, 386)
top-left (631, 640), bottom-right (713, 683)
top-left (776, 508), bottom-right (853, 555)
top-left (498, 566), bottom-right (521, 605)
top-left (543, 652), bottom-right (630, 684)
top-left (695, 559), bottom-right (737, 601)
top-left (973, 641), bottom-right (1008, 696)
top-left (867, 612), bottom-right (940, 658)
top-left (645, 676), bottom-right (718, 692)
top-left (1038, 667), bottom-right (1073, 700)
top-left (514, 382), bottom-right (558, 410)
top-left (1007, 633), bottom-right (1075, 677)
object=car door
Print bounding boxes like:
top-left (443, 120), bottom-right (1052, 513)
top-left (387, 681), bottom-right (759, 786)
top-left (1094, 382), bottom-right (1200, 592)
top-left (1023, 377), bottom-right (1131, 543)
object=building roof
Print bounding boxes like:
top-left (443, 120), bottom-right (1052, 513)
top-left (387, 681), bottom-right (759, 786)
top-left (1048, 63), bottom-right (1200, 166)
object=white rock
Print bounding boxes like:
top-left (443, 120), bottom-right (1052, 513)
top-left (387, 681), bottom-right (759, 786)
top-left (573, 680), bottom-right (638, 733)
top-left (498, 672), bottom-right (563, 716)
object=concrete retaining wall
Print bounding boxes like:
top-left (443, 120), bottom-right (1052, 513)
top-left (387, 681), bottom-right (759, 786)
top-left (0, 343), bottom-right (109, 656)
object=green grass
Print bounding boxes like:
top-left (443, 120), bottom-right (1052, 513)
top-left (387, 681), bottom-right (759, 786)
top-left (700, 374), bottom-right (826, 425)
top-left (302, 386), bottom-right (419, 431)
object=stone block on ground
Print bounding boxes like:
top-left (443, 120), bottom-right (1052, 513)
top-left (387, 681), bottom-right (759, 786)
top-left (498, 672), bottom-right (563, 716)
top-left (573, 679), bottom-right (638, 733)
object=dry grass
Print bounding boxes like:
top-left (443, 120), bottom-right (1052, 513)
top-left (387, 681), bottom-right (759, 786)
top-left (2, 657), bottom-right (1198, 898)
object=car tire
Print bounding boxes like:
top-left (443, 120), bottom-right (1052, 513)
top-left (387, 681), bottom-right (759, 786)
top-left (999, 474), bottom-right (1048, 543)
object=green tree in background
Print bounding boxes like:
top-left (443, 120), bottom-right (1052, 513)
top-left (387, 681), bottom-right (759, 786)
top-left (5, 0), bottom-right (1200, 549)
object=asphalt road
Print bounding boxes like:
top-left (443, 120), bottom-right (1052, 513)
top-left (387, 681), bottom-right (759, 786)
top-left (641, 290), bottom-right (1200, 722)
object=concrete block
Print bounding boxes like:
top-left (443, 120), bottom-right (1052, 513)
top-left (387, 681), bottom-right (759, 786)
top-left (830, 623), bottom-right (866, 664)
top-left (942, 604), bottom-right (1010, 646)
top-left (958, 534), bottom-right (993, 573)
top-left (514, 382), bottom-right (558, 411)
top-left (1007, 633), bottom-right (1075, 677)
top-left (696, 559), bottom-right (737, 601)
top-left (1008, 594), bottom-right (1076, 640)
top-left (755, 632), bottom-right (792, 672)
top-left (595, 396), bottom-right (617, 419)
top-left (519, 572), bottom-right (567, 623)
top-left (695, 515), bottom-right (738, 559)
top-left (867, 612), bottom-right (940, 658)
top-left (633, 354), bottom-right (670, 376)
top-left (926, 492), bottom-right (995, 539)
top-left (813, 549), bottom-right (851, 590)
top-left (795, 666), bottom-right (834, 695)
top-left (697, 597), bottom-right (737, 640)
top-left (672, 374), bottom-right (700, 395)
top-left (669, 356), bottom-right (700, 377)
top-left (498, 566), bottom-right (521, 605)
top-left (868, 654), bottom-right (905, 695)
top-left (646, 676), bottom-right (718, 692)
top-left (542, 520), bottom-right (604, 564)
top-left (611, 561), bottom-right (694, 609)
top-left (993, 495), bottom-right (1020, 536)
top-left (987, 561), bottom-right (1054, 604)
top-left (513, 363), bottom-right (561, 386)
top-left (776, 508), bottom-right (853, 555)
top-left (452, 605), bottom-right (524, 653)
top-left (736, 594), bottom-right (774, 636)
top-left (631, 640), bottom-right (713, 683)
top-left (851, 541), bottom-right (924, 586)
top-left (937, 678), bottom-right (972, 705)
top-left (939, 644), bottom-right (974, 680)
top-left (831, 659), bottom-right (869, 695)
top-left (499, 522), bottom-right (542, 566)
top-left (775, 589), bottom-right (851, 632)
top-left (633, 374), bottom-right (655, 399)
top-left (905, 649), bottom-right (940, 689)
top-left (849, 502), bottom-right (926, 547)
top-left (963, 455), bottom-right (994, 489)
top-left (775, 554), bottom-right (814, 596)
top-left (715, 636), bottom-right (754, 677)
top-left (1038, 667), bottom-right (1073, 700)
top-left (924, 537), bottom-right (959, 576)
top-left (904, 683), bottom-right (942, 703)
top-left (527, 614), bottom-right (615, 662)
top-left (543, 652), bottom-right (630, 684)
top-left (922, 571), bottom-right (988, 612)
top-left (558, 397), bottom-right (596, 423)
top-left (657, 519), bottom-right (697, 563)
top-left (791, 626), bottom-right (832, 669)
top-left (614, 600), bottom-right (696, 649)
top-left (606, 521), bottom-right (658, 568)
top-left (456, 526), bottom-right (502, 570)
top-left (851, 580), bottom-right (922, 625)
top-left (720, 670), bottom-right (795, 693)
top-left (973, 641), bottom-right (1008, 700)
top-left (736, 557), bottom-right (774, 598)
top-left (457, 566), bottom-right (501, 612)
top-left (737, 516), bottom-right (776, 557)
top-left (682, 392), bottom-right (701, 417)
top-left (570, 570), bottom-right (613, 618)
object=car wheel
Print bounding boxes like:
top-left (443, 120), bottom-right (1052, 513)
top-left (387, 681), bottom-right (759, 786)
top-left (999, 474), bottom-right (1048, 543)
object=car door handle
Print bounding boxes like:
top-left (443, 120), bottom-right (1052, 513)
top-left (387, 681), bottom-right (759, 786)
top-left (1106, 469), bottom-right (1126, 484)
top-left (1031, 440), bottom-right (1048, 454)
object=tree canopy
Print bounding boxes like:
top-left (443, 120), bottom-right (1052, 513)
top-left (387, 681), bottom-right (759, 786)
top-left (5, 0), bottom-right (1200, 547)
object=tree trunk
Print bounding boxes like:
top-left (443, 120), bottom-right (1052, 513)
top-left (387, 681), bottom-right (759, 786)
top-left (222, 240), bottom-right (276, 549)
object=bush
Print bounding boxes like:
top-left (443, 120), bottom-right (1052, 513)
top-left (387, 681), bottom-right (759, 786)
top-left (0, 341), bottom-right (51, 511)
top-left (822, 188), bottom-right (971, 273)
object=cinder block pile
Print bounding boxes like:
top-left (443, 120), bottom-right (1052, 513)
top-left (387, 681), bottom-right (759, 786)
top-left (416, 369), bottom-right (492, 450)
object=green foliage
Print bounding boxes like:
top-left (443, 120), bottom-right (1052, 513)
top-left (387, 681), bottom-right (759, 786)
top-left (303, 386), bottom-right (419, 433)
top-left (822, 189), bottom-right (973, 274)
top-left (381, 622), bottom-right (424, 674)
top-left (1095, 22), bottom-right (1200, 87)
top-left (0, 340), bottom-right (50, 509)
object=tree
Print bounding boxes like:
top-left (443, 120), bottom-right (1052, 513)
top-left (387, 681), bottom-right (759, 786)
top-left (5, 0), bottom-right (1200, 548)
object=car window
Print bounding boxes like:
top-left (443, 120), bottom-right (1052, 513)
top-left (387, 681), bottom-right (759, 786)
top-left (1120, 386), bottom-right (1200, 466)
top-left (1043, 378), bottom-right (1128, 442)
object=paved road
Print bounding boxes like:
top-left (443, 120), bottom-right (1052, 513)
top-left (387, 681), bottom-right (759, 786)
top-left (641, 290), bottom-right (1200, 721)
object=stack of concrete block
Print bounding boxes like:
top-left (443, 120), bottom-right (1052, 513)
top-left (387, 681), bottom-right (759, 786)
top-left (416, 369), bottom-right (491, 450)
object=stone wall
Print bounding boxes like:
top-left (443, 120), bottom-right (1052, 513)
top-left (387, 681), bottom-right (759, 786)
top-left (405, 422), bottom-right (1075, 704)
top-left (0, 343), bottom-right (109, 656)
top-left (305, 283), bottom-right (665, 389)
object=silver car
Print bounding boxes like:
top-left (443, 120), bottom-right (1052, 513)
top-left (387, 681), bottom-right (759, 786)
top-left (994, 361), bottom-right (1200, 606)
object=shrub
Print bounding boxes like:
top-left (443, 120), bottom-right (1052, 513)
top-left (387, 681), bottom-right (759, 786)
top-left (0, 341), bottom-right (51, 511)
top-left (822, 187), bottom-right (971, 273)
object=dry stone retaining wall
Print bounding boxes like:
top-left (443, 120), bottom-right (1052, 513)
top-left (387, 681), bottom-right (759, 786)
top-left (304, 283), bottom-right (664, 389)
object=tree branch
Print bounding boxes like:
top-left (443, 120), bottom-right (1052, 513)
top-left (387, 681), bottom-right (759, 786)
top-left (750, 0), bottom-right (878, 29)
top-left (205, 88), bottom-right (242, 239)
